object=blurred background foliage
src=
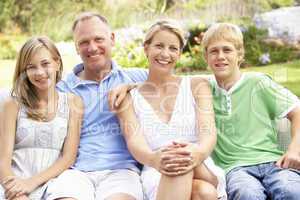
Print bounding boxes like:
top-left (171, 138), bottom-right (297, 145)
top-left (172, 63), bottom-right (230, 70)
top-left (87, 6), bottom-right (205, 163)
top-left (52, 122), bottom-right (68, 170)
top-left (0, 0), bottom-right (299, 68)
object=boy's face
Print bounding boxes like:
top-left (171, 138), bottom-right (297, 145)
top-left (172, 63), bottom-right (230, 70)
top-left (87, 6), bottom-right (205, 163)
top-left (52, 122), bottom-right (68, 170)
top-left (205, 39), bottom-right (241, 83)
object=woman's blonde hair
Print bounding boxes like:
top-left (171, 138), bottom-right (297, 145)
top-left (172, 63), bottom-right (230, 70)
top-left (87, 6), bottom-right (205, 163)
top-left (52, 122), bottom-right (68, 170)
top-left (144, 19), bottom-right (186, 50)
top-left (11, 36), bottom-right (63, 120)
top-left (202, 23), bottom-right (245, 65)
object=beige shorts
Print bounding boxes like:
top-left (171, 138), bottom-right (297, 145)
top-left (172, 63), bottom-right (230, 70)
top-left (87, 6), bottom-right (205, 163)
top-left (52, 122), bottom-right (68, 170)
top-left (45, 169), bottom-right (143, 200)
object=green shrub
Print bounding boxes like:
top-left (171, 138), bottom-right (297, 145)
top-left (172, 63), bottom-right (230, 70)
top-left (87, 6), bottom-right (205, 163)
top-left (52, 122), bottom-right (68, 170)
top-left (260, 0), bottom-right (295, 9)
top-left (113, 42), bottom-right (148, 68)
top-left (181, 23), bottom-right (300, 68)
top-left (0, 34), bottom-right (28, 60)
top-left (177, 45), bottom-right (207, 71)
top-left (243, 25), bottom-right (299, 66)
top-left (0, 36), bottom-right (17, 59)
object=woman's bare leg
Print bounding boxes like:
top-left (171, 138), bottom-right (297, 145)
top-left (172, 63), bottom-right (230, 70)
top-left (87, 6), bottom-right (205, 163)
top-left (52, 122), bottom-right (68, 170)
top-left (191, 179), bottom-right (217, 200)
top-left (193, 164), bottom-right (218, 188)
top-left (156, 171), bottom-right (194, 200)
top-left (12, 195), bottom-right (30, 200)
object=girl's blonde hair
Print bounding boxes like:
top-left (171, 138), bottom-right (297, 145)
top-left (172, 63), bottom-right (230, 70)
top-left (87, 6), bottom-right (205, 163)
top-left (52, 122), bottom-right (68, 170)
top-left (144, 19), bottom-right (186, 50)
top-left (11, 36), bottom-right (63, 120)
top-left (202, 23), bottom-right (245, 65)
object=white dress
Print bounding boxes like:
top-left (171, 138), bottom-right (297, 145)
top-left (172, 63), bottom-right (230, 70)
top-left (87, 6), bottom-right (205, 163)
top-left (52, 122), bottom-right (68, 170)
top-left (0, 92), bottom-right (69, 199)
top-left (130, 77), bottom-right (226, 200)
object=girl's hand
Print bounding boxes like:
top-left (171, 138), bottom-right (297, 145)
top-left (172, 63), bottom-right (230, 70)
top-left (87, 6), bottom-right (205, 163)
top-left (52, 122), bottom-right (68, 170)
top-left (3, 176), bottom-right (38, 199)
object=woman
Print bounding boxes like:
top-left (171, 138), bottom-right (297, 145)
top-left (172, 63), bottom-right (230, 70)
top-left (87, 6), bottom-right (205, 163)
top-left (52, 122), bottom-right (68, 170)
top-left (116, 20), bottom-right (226, 200)
top-left (0, 36), bottom-right (83, 200)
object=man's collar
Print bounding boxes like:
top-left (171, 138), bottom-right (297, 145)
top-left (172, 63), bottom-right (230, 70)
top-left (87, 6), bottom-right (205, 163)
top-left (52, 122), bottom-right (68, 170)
top-left (111, 60), bottom-right (121, 74)
top-left (68, 60), bottom-right (122, 88)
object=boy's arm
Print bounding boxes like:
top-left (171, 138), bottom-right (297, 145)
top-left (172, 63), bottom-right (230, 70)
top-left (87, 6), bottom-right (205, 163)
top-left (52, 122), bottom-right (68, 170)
top-left (276, 105), bottom-right (300, 170)
top-left (257, 75), bottom-right (300, 170)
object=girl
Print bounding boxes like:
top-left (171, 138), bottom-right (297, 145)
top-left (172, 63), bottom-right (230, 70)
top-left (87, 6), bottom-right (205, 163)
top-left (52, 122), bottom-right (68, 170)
top-left (0, 36), bottom-right (83, 200)
top-left (116, 20), bottom-right (226, 200)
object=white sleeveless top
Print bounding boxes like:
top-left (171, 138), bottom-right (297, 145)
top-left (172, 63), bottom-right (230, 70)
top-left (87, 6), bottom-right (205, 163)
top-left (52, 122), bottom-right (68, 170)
top-left (130, 77), bottom-right (198, 150)
top-left (12, 92), bottom-right (69, 198)
top-left (131, 77), bottom-right (227, 200)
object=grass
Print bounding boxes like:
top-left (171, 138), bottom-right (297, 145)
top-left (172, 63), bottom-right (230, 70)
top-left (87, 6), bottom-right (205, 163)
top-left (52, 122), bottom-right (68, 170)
top-left (181, 60), bottom-right (300, 97)
top-left (241, 60), bottom-right (300, 97)
top-left (0, 54), bottom-right (81, 89)
top-left (1, 58), bottom-right (299, 96)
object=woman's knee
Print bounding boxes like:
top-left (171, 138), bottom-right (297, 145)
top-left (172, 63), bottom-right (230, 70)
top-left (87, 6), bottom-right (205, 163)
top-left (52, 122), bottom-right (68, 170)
top-left (13, 196), bottom-right (30, 200)
top-left (192, 180), bottom-right (217, 200)
top-left (55, 198), bottom-right (77, 200)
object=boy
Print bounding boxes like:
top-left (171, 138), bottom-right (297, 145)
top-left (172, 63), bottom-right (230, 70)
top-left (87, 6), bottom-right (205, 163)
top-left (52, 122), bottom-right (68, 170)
top-left (202, 23), bottom-right (300, 200)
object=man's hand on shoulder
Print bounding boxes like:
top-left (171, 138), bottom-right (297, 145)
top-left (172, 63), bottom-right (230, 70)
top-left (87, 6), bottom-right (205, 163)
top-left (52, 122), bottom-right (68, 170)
top-left (108, 84), bottom-right (138, 112)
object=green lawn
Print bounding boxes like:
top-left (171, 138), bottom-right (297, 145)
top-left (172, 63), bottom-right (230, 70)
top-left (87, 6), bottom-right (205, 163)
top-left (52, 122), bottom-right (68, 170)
top-left (1, 58), bottom-right (299, 96)
top-left (0, 54), bottom-right (81, 89)
top-left (182, 60), bottom-right (300, 97)
top-left (242, 60), bottom-right (300, 97)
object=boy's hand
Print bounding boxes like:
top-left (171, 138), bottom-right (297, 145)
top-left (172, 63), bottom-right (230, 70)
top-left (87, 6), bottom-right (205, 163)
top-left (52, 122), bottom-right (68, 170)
top-left (276, 147), bottom-right (300, 170)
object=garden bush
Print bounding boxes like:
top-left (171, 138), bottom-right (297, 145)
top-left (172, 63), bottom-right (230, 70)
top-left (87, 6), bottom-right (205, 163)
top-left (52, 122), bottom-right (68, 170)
top-left (113, 42), bottom-right (148, 68)
top-left (258, 0), bottom-right (295, 10)
top-left (0, 35), bottom-right (27, 60)
top-left (0, 36), bottom-right (17, 59)
top-left (177, 23), bottom-right (300, 69)
top-left (243, 25), bottom-right (299, 66)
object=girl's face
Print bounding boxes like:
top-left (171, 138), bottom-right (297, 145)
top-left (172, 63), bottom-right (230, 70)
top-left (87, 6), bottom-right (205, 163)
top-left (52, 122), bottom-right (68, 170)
top-left (25, 47), bottom-right (60, 91)
top-left (144, 30), bottom-right (181, 74)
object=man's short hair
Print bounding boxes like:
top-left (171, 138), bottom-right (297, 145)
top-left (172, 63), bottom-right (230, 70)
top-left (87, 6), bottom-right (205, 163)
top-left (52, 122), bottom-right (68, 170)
top-left (72, 12), bottom-right (109, 32)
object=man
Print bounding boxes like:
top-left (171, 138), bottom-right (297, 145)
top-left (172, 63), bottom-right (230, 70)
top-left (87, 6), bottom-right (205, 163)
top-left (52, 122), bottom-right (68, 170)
top-left (46, 12), bottom-right (147, 200)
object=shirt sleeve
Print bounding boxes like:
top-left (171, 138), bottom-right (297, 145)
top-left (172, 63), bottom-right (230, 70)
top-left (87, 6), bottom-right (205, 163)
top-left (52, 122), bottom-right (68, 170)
top-left (123, 68), bottom-right (148, 82)
top-left (0, 88), bottom-right (9, 103)
top-left (256, 74), bottom-right (300, 119)
top-left (56, 79), bottom-right (71, 93)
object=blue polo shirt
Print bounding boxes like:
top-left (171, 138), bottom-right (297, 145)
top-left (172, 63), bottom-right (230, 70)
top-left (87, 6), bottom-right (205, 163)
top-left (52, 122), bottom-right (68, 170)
top-left (57, 61), bottom-right (148, 172)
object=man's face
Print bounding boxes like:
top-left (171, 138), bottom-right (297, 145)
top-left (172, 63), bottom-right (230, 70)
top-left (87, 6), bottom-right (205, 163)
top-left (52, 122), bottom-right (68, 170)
top-left (205, 39), bottom-right (241, 82)
top-left (73, 17), bottom-right (115, 73)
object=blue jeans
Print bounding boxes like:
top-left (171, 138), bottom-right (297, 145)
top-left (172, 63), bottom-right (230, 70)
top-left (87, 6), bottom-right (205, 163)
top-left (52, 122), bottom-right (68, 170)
top-left (226, 162), bottom-right (300, 200)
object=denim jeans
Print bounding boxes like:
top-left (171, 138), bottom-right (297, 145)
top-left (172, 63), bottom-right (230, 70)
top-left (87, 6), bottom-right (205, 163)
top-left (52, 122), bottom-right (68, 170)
top-left (226, 162), bottom-right (300, 200)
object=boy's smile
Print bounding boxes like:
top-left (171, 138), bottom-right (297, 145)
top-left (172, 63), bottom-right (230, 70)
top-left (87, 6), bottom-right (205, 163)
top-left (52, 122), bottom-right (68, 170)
top-left (205, 40), bottom-right (242, 90)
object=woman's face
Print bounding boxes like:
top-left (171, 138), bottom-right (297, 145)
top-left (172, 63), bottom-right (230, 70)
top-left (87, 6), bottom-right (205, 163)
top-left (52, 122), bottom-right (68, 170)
top-left (144, 29), bottom-right (181, 73)
top-left (25, 47), bottom-right (60, 91)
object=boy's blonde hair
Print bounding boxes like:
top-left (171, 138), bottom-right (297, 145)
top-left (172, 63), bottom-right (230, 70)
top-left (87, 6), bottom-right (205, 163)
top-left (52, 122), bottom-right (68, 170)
top-left (144, 19), bottom-right (186, 50)
top-left (202, 23), bottom-right (245, 65)
top-left (12, 36), bottom-right (63, 120)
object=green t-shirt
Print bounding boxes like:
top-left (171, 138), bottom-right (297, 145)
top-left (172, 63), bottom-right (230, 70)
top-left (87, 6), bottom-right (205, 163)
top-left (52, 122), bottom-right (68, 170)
top-left (210, 72), bottom-right (300, 174)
